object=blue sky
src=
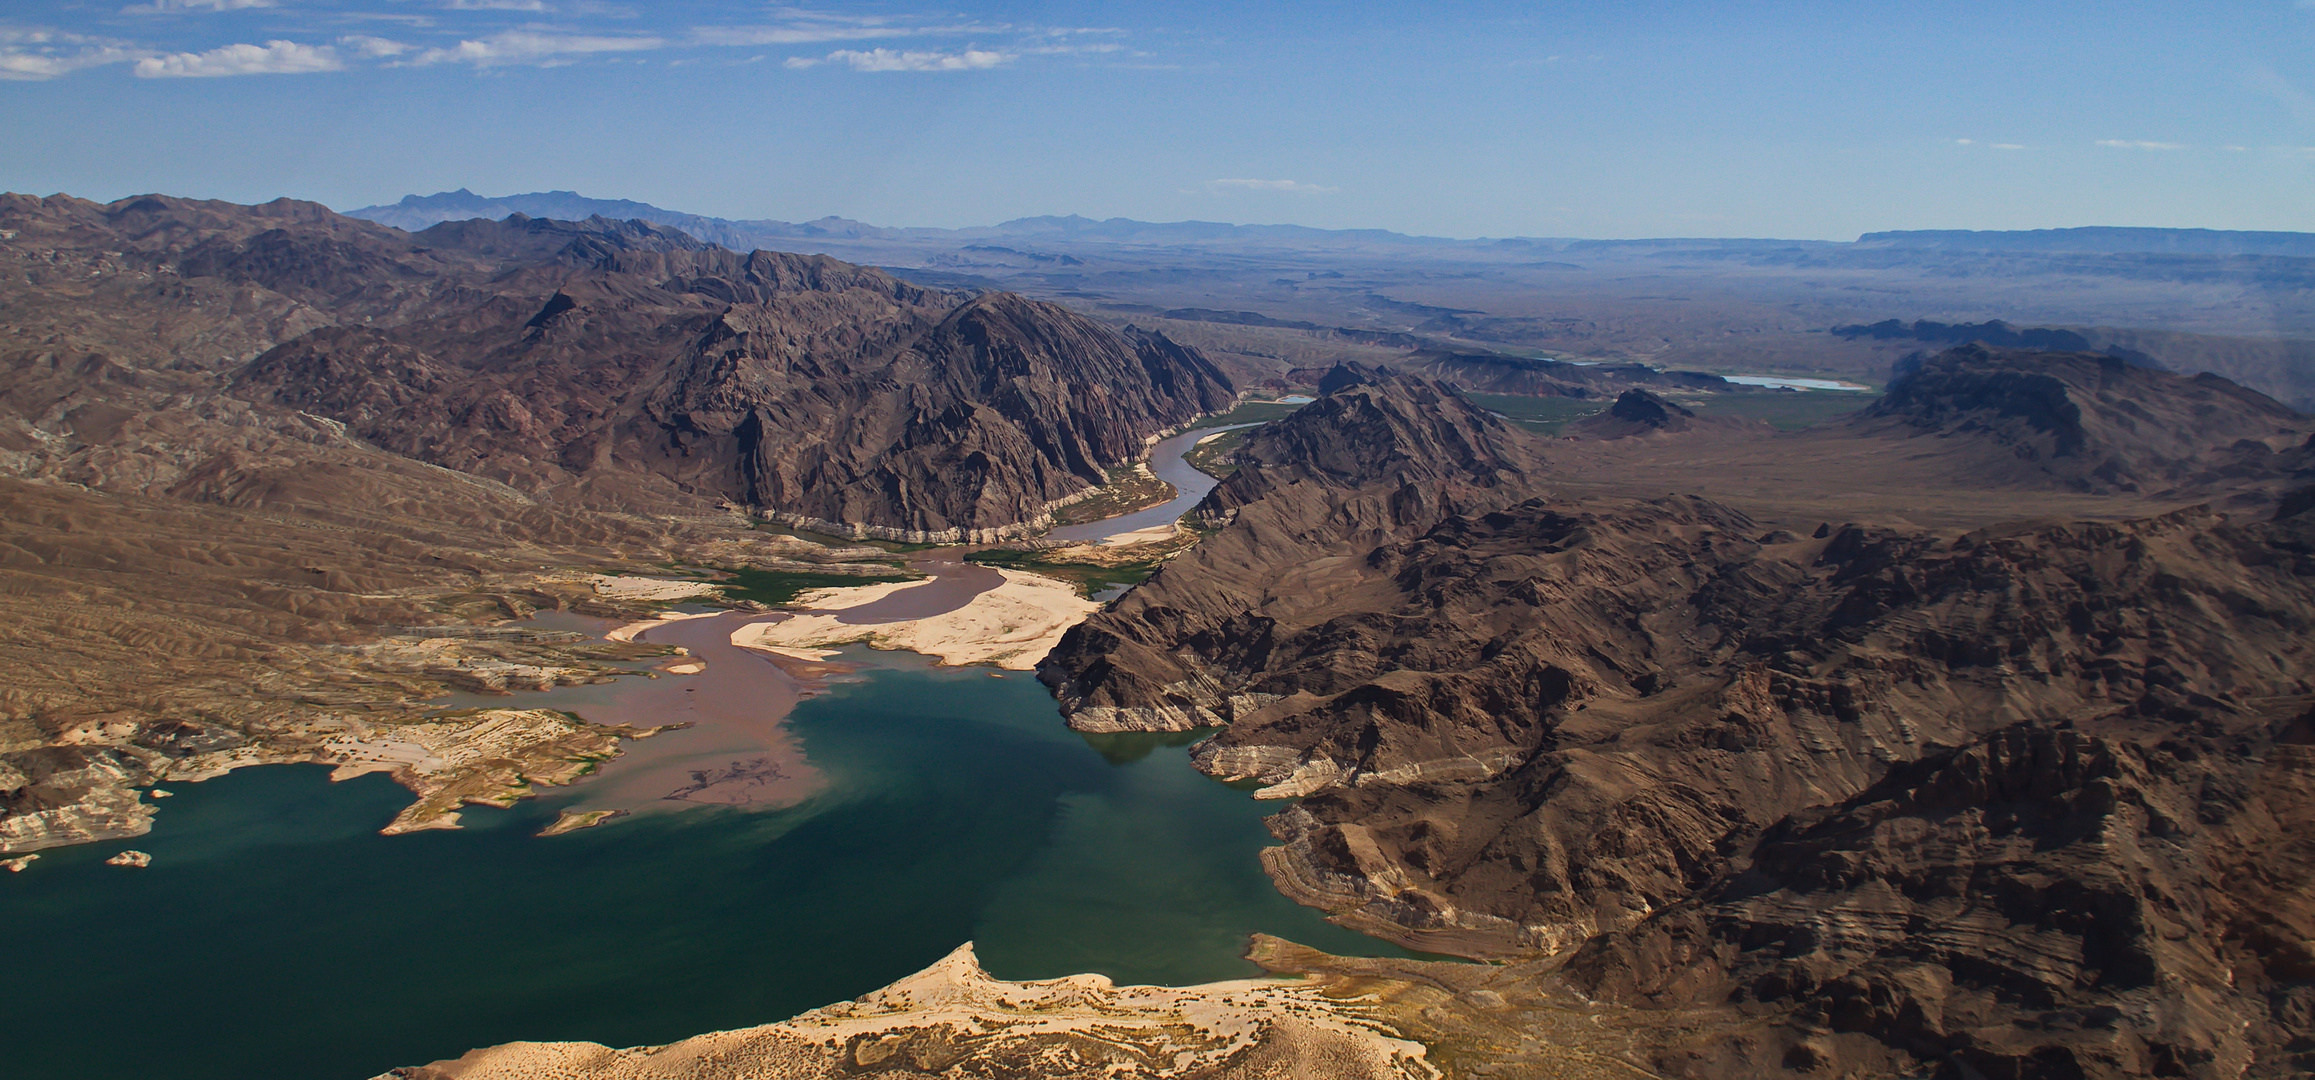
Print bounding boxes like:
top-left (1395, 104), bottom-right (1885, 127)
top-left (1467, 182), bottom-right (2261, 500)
top-left (3, 1), bottom-right (2313, 239)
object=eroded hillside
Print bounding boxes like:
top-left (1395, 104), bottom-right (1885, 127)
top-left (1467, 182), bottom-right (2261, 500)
top-left (1041, 354), bottom-right (2315, 1077)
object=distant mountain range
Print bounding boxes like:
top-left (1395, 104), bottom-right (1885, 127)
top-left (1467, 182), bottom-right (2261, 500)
top-left (346, 189), bottom-right (2315, 257)
top-left (1858, 226), bottom-right (2315, 257)
top-left (344, 189), bottom-right (1470, 254)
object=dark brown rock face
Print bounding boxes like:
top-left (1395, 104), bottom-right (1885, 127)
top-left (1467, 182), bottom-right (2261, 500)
top-left (1204, 363), bottom-right (1535, 514)
top-left (1571, 714), bottom-right (2315, 1080)
top-left (1042, 365), bottom-right (1549, 733)
top-left (1566, 388), bottom-right (1700, 438)
top-left (2, 193), bottom-right (1233, 540)
top-left (1853, 344), bottom-right (2310, 495)
top-left (1040, 357), bottom-right (2315, 1078)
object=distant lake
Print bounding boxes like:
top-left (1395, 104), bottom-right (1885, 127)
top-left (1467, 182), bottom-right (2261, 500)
top-left (1722, 374), bottom-right (1872, 391)
top-left (0, 649), bottom-right (1408, 1080)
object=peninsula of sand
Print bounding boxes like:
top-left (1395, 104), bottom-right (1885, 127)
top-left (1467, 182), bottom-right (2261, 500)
top-left (729, 566), bottom-right (1098, 670)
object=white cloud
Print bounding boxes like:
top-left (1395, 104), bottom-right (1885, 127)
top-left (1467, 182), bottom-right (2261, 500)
top-left (1205, 178), bottom-right (1340, 195)
top-left (1022, 41), bottom-right (1122, 56)
top-left (121, 0), bottom-right (275, 13)
top-left (339, 34), bottom-right (409, 58)
top-left (699, 24), bottom-right (921, 47)
top-left (411, 30), bottom-right (663, 66)
top-left (692, 9), bottom-right (997, 48)
top-left (1990, 142), bottom-right (2027, 150)
top-left (2095, 139), bottom-right (2185, 150)
top-left (443, 0), bottom-right (550, 10)
top-left (1953, 137), bottom-right (1973, 145)
top-left (801, 47), bottom-right (1011, 71)
top-left (0, 29), bottom-right (136, 80)
top-left (134, 39), bottom-right (342, 77)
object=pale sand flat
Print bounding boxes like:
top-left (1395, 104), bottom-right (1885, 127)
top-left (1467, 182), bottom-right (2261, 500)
top-left (587, 574), bottom-right (723, 602)
top-left (729, 569), bottom-right (1097, 670)
top-left (1094, 522), bottom-right (1183, 547)
top-left (782, 578), bottom-right (922, 611)
top-left (606, 609), bottom-right (726, 643)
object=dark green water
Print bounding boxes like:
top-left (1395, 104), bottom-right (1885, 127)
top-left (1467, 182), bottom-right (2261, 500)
top-left (0, 650), bottom-right (1403, 1080)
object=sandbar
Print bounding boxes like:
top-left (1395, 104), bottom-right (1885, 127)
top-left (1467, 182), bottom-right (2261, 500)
top-left (607, 610), bottom-right (725, 643)
top-left (1089, 522), bottom-right (1182, 547)
top-left (730, 569), bottom-right (1098, 670)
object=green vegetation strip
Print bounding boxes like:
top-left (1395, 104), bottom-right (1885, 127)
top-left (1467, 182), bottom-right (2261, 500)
top-left (966, 549), bottom-right (1156, 598)
top-left (1051, 463), bottom-right (1176, 526)
top-left (1196, 398), bottom-right (1308, 427)
top-left (717, 567), bottom-right (915, 607)
top-left (1184, 428), bottom-right (1250, 479)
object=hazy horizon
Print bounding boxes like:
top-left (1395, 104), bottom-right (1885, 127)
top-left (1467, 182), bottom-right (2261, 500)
top-left (321, 185), bottom-right (2315, 244)
top-left (5, 1), bottom-right (2314, 240)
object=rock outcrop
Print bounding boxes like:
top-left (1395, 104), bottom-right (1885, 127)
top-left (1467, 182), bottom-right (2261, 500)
top-left (1849, 344), bottom-right (2310, 496)
top-left (1566, 388), bottom-right (1699, 437)
top-left (381, 941), bottom-right (1440, 1080)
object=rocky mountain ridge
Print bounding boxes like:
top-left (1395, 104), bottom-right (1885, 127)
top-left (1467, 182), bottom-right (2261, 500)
top-left (2, 192), bottom-right (1235, 540)
top-left (1040, 356), bottom-right (2315, 1077)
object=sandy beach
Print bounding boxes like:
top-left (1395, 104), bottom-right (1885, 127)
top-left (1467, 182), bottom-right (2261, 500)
top-left (1088, 522), bottom-right (1183, 547)
top-left (730, 566), bottom-right (1098, 670)
top-left (606, 609), bottom-right (726, 642)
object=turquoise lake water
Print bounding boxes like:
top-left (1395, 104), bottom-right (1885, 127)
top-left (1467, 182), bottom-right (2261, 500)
top-left (0, 649), bottom-right (1405, 1080)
